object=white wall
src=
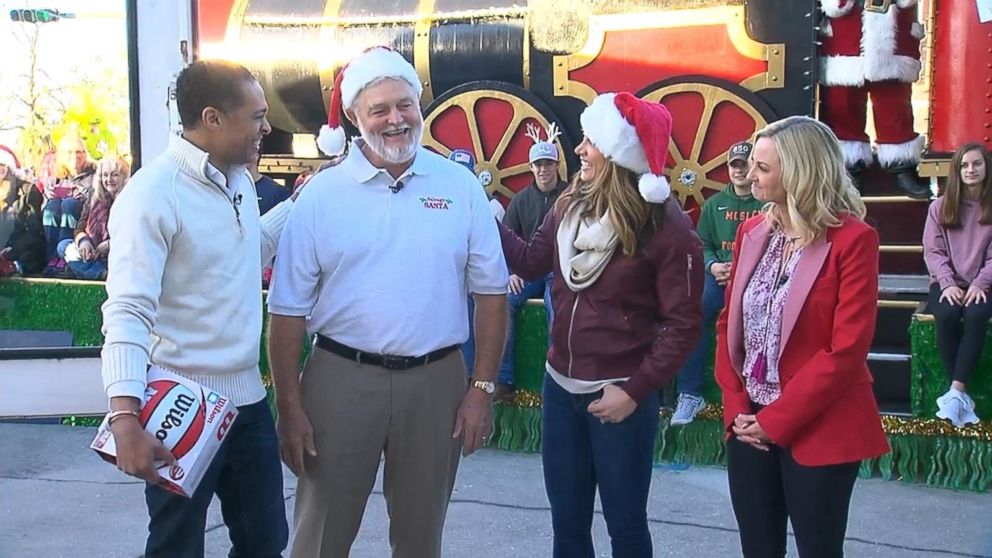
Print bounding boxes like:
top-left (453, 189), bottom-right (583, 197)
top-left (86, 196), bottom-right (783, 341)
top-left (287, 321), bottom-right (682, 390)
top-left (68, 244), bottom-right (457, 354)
top-left (0, 357), bottom-right (105, 417)
top-left (135, 0), bottom-right (191, 164)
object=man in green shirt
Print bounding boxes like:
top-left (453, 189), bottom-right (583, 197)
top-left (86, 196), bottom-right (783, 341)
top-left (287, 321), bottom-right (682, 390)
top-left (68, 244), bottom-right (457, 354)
top-left (672, 141), bottom-right (765, 425)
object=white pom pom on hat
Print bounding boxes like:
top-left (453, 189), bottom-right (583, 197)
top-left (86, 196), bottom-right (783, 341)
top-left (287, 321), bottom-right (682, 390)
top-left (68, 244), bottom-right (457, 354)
top-left (578, 92), bottom-right (674, 203)
top-left (316, 46), bottom-right (424, 156)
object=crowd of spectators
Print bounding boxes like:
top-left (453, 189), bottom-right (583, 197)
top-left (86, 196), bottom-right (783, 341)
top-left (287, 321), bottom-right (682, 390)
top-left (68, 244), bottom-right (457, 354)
top-left (0, 140), bottom-right (295, 282)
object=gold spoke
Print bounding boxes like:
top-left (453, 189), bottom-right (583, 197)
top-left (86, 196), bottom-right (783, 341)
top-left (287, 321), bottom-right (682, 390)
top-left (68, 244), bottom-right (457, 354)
top-left (502, 162), bottom-right (531, 178)
top-left (423, 139), bottom-right (452, 158)
top-left (690, 94), bottom-right (720, 164)
top-left (466, 99), bottom-right (486, 161)
top-left (489, 112), bottom-right (526, 167)
top-left (668, 141), bottom-right (686, 167)
top-left (700, 150), bottom-right (730, 175)
top-left (494, 184), bottom-right (516, 199)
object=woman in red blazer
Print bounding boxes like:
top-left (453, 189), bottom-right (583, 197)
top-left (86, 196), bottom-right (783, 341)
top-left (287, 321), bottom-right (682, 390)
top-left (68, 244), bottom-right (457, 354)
top-left (715, 116), bottom-right (889, 558)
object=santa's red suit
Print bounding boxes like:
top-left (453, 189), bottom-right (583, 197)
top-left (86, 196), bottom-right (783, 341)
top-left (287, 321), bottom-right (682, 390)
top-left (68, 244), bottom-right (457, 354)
top-left (818, 0), bottom-right (924, 170)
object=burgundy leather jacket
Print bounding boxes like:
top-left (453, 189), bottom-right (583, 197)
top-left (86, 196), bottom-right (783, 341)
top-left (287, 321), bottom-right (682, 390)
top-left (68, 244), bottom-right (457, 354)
top-left (500, 200), bottom-right (703, 403)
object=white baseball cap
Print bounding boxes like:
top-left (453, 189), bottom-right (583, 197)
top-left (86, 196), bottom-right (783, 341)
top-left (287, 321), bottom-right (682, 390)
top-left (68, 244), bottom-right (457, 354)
top-left (529, 142), bottom-right (559, 163)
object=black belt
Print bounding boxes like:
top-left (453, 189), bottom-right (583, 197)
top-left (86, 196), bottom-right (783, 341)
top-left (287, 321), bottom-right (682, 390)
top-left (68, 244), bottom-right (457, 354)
top-left (314, 334), bottom-right (459, 371)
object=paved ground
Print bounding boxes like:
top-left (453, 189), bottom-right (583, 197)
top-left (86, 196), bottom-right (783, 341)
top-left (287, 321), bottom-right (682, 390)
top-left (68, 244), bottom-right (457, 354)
top-left (1, 423), bottom-right (990, 557)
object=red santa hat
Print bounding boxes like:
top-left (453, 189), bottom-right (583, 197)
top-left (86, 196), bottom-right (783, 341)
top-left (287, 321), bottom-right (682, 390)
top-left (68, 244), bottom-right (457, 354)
top-left (578, 92), bottom-right (673, 203)
top-left (0, 145), bottom-right (19, 170)
top-left (317, 46), bottom-right (423, 156)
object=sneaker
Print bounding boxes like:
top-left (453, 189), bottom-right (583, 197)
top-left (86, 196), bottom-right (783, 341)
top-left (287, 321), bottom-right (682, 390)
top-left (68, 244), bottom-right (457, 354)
top-left (959, 393), bottom-right (980, 427)
top-left (936, 389), bottom-right (966, 427)
top-left (671, 393), bottom-right (706, 426)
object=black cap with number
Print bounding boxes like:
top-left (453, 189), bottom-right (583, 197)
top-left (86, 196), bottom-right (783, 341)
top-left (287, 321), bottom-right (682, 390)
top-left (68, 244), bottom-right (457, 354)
top-left (728, 141), bottom-right (752, 163)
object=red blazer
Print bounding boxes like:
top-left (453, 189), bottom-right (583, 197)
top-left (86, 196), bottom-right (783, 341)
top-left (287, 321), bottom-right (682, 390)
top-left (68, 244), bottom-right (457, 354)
top-left (715, 215), bottom-right (889, 466)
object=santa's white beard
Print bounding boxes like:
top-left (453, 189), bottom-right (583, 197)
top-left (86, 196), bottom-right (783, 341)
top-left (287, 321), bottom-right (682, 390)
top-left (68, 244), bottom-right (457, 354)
top-left (360, 121), bottom-right (423, 165)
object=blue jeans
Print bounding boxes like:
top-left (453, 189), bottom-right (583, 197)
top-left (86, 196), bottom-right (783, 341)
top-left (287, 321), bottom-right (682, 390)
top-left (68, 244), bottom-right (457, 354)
top-left (56, 238), bottom-right (108, 280)
top-left (144, 399), bottom-right (288, 558)
top-left (676, 273), bottom-right (726, 396)
top-left (42, 197), bottom-right (82, 259)
top-left (462, 273), bottom-right (553, 384)
top-left (542, 375), bottom-right (660, 558)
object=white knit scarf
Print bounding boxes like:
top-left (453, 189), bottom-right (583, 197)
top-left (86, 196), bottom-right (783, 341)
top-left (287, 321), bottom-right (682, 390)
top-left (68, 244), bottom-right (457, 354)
top-left (557, 204), bottom-right (619, 291)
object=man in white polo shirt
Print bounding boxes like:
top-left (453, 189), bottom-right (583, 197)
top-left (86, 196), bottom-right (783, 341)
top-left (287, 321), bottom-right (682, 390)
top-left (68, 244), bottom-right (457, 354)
top-left (266, 47), bottom-right (509, 558)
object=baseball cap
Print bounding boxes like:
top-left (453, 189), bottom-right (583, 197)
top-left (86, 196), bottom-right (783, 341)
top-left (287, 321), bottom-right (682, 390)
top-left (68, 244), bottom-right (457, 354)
top-left (728, 141), bottom-right (752, 164)
top-left (529, 141), bottom-right (559, 163)
top-left (448, 148), bottom-right (476, 171)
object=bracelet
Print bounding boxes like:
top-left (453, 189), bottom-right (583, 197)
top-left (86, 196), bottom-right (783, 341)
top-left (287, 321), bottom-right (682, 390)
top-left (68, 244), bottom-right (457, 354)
top-left (107, 409), bottom-right (141, 426)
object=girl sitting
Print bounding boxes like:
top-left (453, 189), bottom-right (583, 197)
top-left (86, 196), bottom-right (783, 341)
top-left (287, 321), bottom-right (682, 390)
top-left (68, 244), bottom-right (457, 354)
top-left (923, 143), bottom-right (992, 427)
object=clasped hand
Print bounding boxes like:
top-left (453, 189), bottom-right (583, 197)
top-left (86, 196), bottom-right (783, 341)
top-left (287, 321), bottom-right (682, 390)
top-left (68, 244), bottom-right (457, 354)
top-left (733, 414), bottom-right (771, 451)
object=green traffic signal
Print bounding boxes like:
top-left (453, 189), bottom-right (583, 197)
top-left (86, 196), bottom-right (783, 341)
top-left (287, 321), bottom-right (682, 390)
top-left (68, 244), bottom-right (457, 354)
top-left (9, 8), bottom-right (61, 23)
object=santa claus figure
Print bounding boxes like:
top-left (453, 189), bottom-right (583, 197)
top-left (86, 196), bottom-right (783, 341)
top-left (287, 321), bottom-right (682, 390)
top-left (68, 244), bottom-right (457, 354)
top-left (818, 0), bottom-right (930, 198)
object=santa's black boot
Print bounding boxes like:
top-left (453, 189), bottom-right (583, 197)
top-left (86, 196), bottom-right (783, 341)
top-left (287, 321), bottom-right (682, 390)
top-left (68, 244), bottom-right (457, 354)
top-left (847, 162), bottom-right (866, 192)
top-left (888, 165), bottom-right (931, 199)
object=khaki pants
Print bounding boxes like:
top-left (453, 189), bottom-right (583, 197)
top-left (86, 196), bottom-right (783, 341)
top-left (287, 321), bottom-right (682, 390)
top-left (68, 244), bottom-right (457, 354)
top-left (291, 346), bottom-right (466, 558)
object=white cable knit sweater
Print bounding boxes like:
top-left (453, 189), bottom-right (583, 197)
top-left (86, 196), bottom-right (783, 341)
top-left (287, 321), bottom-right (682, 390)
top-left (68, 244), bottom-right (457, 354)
top-left (100, 134), bottom-right (290, 406)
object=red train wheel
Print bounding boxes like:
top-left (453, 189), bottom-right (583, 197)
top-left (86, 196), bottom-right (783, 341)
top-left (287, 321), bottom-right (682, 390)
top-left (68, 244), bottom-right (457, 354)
top-left (423, 81), bottom-right (570, 205)
top-left (638, 77), bottom-right (775, 217)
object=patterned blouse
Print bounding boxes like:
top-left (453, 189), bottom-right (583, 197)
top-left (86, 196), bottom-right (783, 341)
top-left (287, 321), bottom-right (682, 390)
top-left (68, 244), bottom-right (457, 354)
top-left (741, 230), bottom-right (804, 405)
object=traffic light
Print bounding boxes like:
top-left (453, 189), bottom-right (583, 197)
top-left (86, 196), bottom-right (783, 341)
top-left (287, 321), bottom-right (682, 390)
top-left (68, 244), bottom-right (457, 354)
top-left (9, 8), bottom-right (61, 23)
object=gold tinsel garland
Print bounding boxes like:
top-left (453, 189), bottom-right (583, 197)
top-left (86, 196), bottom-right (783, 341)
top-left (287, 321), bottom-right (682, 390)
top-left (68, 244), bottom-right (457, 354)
top-left (497, 391), bottom-right (992, 440)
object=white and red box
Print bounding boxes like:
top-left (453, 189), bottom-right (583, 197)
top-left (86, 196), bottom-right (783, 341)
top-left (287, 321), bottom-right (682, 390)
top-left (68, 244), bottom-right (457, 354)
top-left (91, 366), bottom-right (238, 497)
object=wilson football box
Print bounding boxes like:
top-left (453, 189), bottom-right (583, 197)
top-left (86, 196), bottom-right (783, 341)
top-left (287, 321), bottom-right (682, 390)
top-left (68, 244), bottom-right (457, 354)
top-left (90, 366), bottom-right (238, 497)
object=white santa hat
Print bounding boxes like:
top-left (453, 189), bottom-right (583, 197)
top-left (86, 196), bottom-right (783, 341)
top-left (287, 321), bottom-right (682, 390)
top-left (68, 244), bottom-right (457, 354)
top-left (579, 92), bottom-right (674, 203)
top-left (317, 46), bottom-right (424, 156)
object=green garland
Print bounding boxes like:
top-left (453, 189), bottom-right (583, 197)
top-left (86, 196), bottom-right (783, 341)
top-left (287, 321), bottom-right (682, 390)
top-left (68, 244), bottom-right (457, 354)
top-left (6, 279), bottom-right (992, 491)
top-left (489, 393), bottom-right (992, 492)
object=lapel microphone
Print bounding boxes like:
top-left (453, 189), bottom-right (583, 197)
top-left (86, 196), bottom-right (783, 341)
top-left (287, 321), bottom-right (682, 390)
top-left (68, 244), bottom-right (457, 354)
top-left (234, 193), bottom-right (243, 205)
top-left (389, 179), bottom-right (405, 194)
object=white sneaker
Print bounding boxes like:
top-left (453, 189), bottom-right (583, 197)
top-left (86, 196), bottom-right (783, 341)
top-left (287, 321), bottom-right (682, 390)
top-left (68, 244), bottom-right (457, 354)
top-left (937, 388), bottom-right (978, 428)
top-left (936, 389), bottom-right (967, 427)
top-left (671, 393), bottom-right (706, 426)
top-left (959, 393), bottom-right (980, 427)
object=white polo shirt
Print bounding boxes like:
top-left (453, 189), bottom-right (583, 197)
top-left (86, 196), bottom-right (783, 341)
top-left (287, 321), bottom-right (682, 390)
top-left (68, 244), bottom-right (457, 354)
top-left (267, 142), bottom-right (509, 356)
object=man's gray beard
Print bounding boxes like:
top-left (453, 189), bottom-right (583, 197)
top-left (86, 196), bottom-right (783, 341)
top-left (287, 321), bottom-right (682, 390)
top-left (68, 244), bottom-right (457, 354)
top-left (359, 122), bottom-right (423, 165)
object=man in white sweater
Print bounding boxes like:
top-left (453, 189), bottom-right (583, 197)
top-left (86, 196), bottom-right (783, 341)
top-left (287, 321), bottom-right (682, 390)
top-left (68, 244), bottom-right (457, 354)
top-left (100, 60), bottom-right (291, 557)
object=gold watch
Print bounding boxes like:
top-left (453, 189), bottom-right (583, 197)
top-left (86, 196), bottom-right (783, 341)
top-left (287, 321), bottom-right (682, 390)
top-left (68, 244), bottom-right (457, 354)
top-left (471, 379), bottom-right (496, 395)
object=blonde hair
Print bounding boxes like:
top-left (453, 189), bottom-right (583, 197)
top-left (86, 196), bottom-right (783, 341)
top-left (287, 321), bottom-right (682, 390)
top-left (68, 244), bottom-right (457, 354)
top-left (90, 156), bottom-right (131, 208)
top-left (56, 136), bottom-right (89, 178)
top-left (557, 160), bottom-right (658, 256)
top-left (756, 116), bottom-right (866, 242)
